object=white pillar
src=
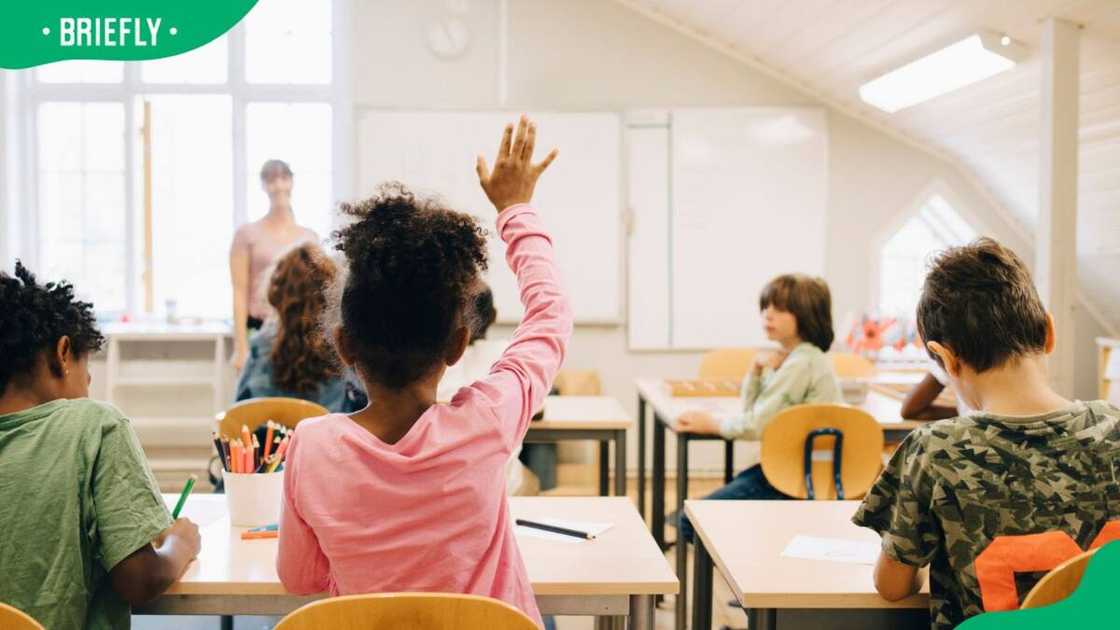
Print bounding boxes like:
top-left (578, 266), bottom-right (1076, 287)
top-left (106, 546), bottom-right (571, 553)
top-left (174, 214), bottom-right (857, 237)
top-left (1037, 18), bottom-right (1080, 395)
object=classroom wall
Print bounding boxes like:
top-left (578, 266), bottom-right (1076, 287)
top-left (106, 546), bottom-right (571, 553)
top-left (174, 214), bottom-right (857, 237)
top-left (350, 0), bottom-right (1091, 475)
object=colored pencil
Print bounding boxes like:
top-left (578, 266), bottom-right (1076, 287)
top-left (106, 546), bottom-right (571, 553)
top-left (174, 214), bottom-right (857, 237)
top-left (172, 475), bottom-right (197, 519)
top-left (262, 421), bottom-right (275, 461)
top-left (267, 436), bottom-right (291, 473)
top-left (240, 530), bottom-right (278, 540)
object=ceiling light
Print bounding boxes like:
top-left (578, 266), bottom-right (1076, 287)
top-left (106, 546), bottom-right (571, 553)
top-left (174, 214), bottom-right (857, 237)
top-left (859, 31), bottom-right (1027, 113)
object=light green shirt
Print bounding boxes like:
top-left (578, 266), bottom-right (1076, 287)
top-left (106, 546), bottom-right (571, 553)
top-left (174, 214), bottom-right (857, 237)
top-left (0, 399), bottom-right (172, 630)
top-left (718, 342), bottom-right (843, 439)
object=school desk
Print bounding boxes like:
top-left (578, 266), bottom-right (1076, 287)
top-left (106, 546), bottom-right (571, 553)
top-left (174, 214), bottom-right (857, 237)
top-left (633, 377), bottom-right (922, 630)
top-left (527, 395), bottom-right (632, 496)
top-left (137, 494), bottom-right (676, 630)
top-left (686, 500), bottom-right (929, 630)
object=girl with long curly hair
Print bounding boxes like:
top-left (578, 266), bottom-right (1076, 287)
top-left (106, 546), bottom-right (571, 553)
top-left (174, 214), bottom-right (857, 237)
top-left (235, 243), bottom-right (358, 411)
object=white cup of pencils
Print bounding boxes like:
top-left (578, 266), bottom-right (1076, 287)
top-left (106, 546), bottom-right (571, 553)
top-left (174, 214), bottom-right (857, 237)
top-left (215, 421), bottom-right (291, 527)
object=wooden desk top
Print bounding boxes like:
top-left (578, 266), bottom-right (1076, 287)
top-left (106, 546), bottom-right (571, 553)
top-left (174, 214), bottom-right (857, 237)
top-left (685, 500), bottom-right (928, 609)
top-left (101, 321), bottom-right (231, 340)
top-left (532, 396), bottom-right (632, 431)
top-left (163, 494), bottom-right (677, 597)
top-left (634, 378), bottom-right (923, 432)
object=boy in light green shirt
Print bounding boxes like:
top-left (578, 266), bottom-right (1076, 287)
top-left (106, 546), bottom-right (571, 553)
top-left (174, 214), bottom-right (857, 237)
top-left (0, 262), bottom-right (200, 629)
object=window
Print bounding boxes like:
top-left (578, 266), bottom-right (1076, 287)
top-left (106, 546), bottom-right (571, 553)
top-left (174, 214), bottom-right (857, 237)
top-left (20, 0), bottom-right (341, 320)
top-left (37, 102), bottom-right (128, 312)
top-left (245, 102), bottom-right (333, 238)
top-left (878, 194), bottom-right (978, 317)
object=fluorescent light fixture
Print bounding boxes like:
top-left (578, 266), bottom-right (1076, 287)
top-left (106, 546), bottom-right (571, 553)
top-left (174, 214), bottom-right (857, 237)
top-left (859, 31), bottom-right (1027, 113)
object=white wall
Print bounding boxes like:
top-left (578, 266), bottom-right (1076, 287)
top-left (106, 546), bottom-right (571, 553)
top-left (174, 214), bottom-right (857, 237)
top-left (350, 0), bottom-right (1079, 474)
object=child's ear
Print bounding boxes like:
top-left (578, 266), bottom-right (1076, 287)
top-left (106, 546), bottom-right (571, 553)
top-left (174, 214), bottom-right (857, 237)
top-left (49, 335), bottom-right (72, 378)
top-left (926, 340), bottom-right (961, 378)
top-left (446, 325), bottom-right (470, 367)
top-left (1043, 311), bottom-right (1057, 354)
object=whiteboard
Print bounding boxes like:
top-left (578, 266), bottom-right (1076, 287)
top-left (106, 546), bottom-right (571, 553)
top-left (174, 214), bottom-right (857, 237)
top-left (357, 110), bottom-right (622, 323)
top-left (627, 108), bottom-right (829, 349)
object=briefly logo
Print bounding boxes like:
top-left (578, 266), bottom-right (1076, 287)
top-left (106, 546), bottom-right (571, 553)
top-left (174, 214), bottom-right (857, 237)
top-left (48, 18), bottom-right (168, 48)
top-left (0, 2), bottom-right (258, 69)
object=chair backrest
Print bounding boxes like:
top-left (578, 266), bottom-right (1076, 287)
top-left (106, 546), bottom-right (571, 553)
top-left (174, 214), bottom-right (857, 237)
top-left (0, 604), bottom-right (44, 630)
top-left (274, 593), bottom-right (540, 630)
top-left (761, 404), bottom-right (884, 500)
top-left (215, 397), bottom-right (329, 438)
top-left (553, 369), bottom-right (602, 395)
top-left (830, 352), bottom-right (877, 379)
top-left (1020, 547), bottom-right (1098, 609)
top-left (698, 348), bottom-right (758, 381)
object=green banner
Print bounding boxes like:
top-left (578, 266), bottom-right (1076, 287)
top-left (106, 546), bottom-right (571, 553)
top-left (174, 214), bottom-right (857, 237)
top-left (0, 1), bottom-right (258, 69)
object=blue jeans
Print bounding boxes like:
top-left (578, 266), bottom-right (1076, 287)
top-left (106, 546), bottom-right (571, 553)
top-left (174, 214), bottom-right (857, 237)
top-left (678, 464), bottom-right (787, 543)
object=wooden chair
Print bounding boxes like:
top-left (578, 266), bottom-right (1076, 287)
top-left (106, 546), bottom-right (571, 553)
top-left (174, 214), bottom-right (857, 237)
top-left (215, 397), bottom-right (329, 438)
top-left (1021, 547), bottom-right (1098, 609)
top-left (830, 352), bottom-right (877, 379)
top-left (760, 404), bottom-right (884, 500)
top-left (553, 369), bottom-right (602, 396)
top-left (0, 604), bottom-right (44, 630)
top-left (274, 593), bottom-right (539, 630)
top-left (698, 348), bottom-right (758, 381)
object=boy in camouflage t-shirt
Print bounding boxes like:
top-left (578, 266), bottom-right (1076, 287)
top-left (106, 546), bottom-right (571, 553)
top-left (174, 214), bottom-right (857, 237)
top-left (853, 238), bottom-right (1120, 630)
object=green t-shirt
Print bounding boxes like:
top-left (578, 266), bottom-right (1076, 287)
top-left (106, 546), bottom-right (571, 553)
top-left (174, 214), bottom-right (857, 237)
top-left (0, 399), bottom-right (172, 630)
top-left (853, 401), bottom-right (1120, 630)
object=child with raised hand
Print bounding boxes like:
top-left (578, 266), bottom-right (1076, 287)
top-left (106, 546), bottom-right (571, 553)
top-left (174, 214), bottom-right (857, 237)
top-left (855, 238), bottom-right (1120, 629)
top-left (276, 116), bottom-right (569, 627)
top-left (0, 262), bottom-right (200, 629)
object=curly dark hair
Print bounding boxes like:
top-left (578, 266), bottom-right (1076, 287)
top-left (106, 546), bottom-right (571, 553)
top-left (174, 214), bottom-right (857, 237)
top-left (0, 261), bottom-right (106, 395)
top-left (332, 183), bottom-right (489, 389)
top-left (468, 283), bottom-right (497, 343)
top-left (267, 243), bottom-right (341, 394)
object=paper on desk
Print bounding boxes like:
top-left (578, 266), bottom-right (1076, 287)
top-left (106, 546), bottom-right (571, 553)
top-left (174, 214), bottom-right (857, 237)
top-left (781, 535), bottom-right (880, 565)
top-left (515, 519), bottom-right (613, 544)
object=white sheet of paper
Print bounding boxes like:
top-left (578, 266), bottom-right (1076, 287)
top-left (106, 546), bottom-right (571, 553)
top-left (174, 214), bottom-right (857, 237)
top-left (515, 519), bottom-right (613, 544)
top-left (781, 535), bottom-right (880, 565)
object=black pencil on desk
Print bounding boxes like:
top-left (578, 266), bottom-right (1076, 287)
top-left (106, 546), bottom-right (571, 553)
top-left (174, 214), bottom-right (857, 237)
top-left (515, 519), bottom-right (594, 540)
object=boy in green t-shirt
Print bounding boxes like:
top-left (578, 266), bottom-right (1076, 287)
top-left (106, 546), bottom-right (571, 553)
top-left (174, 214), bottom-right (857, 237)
top-left (854, 238), bottom-right (1120, 629)
top-left (0, 262), bottom-right (201, 629)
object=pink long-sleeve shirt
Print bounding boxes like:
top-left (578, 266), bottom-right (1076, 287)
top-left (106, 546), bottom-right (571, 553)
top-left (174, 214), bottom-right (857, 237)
top-left (276, 204), bottom-right (572, 627)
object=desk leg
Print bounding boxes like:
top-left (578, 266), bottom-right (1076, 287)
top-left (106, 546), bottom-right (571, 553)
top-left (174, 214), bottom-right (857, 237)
top-left (637, 396), bottom-right (647, 518)
top-left (747, 609), bottom-right (777, 630)
top-left (651, 414), bottom-right (667, 549)
top-left (628, 594), bottom-right (655, 630)
top-left (615, 429), bottom-right (627, 497)
top-left (675, 435), bottom-right (689, 630)
top-left (724, 440), bottom-right (734, 484)
top-left (599, 441), bottom-right (610, 496)
top-left (692, 534), bottom-right (713, 630)
top-left (220, 615), bottom-right (233, 630)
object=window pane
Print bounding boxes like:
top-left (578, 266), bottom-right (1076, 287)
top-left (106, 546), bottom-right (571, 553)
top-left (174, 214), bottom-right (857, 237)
top-left (38, 103), bottom-right (128, 312)
top-left (879, 195), bottom-right (978, 318)
top-left (37, 60), bottom-right (124, 83)
top-left (141, 35), bottom-right (229, 84)
top-left (245, 103), bottom-right (333, 238)
top-left (245, 0), bottom-right (332, 84)
top-left (146, 95), bottom-right (235, 320)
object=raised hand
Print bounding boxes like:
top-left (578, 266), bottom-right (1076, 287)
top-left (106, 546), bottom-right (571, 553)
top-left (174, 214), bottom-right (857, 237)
top-left (476, 115), bottom-right (559, 213)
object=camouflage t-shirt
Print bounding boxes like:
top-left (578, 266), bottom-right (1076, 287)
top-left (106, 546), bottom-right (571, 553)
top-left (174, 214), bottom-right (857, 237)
top-left (853, 401), bottom-right (1120, 629)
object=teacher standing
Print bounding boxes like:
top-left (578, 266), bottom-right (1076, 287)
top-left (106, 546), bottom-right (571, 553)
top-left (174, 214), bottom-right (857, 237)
top-left (229, 160), bottom-right (318, 371)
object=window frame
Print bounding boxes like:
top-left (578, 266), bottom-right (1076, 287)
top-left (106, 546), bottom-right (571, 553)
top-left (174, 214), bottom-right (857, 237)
top-left (13, 0), bottom-right (351, 318)
top-left (870, 180), bottom-right (988, 317)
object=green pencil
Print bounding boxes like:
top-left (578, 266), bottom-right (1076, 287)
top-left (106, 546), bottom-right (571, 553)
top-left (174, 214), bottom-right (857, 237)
top-left (171, 475), bottom-right (197, 519)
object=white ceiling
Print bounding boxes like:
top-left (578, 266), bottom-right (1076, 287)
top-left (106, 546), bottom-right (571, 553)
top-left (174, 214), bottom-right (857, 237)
top-left (619, 0), bottom-right (1120, 332)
